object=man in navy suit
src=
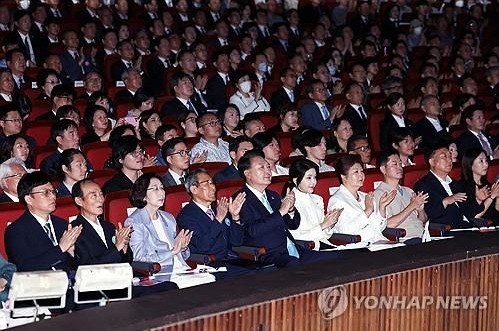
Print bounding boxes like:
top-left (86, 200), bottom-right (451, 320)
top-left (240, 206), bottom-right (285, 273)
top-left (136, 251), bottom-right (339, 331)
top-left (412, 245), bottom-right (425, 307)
top-left (0, 158), bottom-right (27, 203)
top-left (111, 40), bottom-right (136, 82)
top-left (270, 67), bottom-right (297, 112)
top-left (299, 80), bottom-right (341, 131)
top-left (414, 143), bottom-right (477, 229)
top-left (60, 30), bottom-right (95, 82)
top-left (161, 137), bottom-right (190, 188)
top-left (457, 105), bottom-right (498, 160)
top-left (161, 72), bottom-right (206, 119)
top-left (205, 50), bottom-right (231, 110)
top-left (5, 10), bottom-right (44, 66)
top-left (214, 136), bottom-right (253, 183)
top-left (412, 95), bottom-right (449, 149)
top-left (236, 150), bottom-right (338, 268)
top-left (5, 171), bottom-right (82, 272)
top-left (344, 82), bottom-right (369, 137)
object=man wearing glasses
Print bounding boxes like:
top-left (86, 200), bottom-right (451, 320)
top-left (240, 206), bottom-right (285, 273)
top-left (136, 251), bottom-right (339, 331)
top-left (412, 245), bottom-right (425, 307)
top-left (37, 84), bottom-right (74, 121)
top-left (5, 171), bottom-right (82, 271)
top-left (190, 113), bottom-right (231, 164)
top-left (0, 107), bottom-right (36, 147)
top-left (347, 135), bottom-right (375, 169)
top-left (0, 158), bottom-right (27, 203)
top-left (161, 137), bottom-right (191, 187)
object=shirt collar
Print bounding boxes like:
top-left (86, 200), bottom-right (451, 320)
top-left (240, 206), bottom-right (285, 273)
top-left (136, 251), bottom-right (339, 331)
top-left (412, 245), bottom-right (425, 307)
top-left (246, 183), bottom-right (266, 201)
top-left (430, 170), bottom-right (452, 185)
top-left (30, 211), bottom-right (52, 227)
top-left (4, 191), bottom-right (19, 202)
top-left (193, 200), bottom-right (210, 213)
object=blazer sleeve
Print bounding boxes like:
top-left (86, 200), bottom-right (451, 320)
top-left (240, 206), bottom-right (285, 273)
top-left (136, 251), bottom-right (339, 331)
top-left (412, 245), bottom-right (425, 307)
top-left (414, 178), bottom-right (447, 221)
top-left (240, 202), bottom-right (287, 239)
top-left (178, 210), bottom-right (227, 253)
top-left (75, 237), bottom-right (122, 265)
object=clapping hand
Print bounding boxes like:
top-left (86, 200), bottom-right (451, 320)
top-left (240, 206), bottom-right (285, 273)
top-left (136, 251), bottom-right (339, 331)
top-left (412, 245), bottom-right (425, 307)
top-left (228, 192), bottom-right (246, 221)
top-left (378, 190), bottom-right (397, 218)
top-left (192, 150), bottom-right (208, 164)
top-left (216, 197), bottom-right (229, 223)
top-left (409, 191), bottom-right (429, 212)
top-left (279, 191), bottom-right (296, 216)
top-left (364, 191), bottom-right (375, 217)
top-left (59, 223), bottom-right (83, 256)
top-left (322, 208), bottom-right (343, 230)
top-left (442, 193), bottom-right (467, 208)
top-left (475, 186), bottom-right (491, 204)
top-left (115, 222), bottom-right (133, 252)
top-left (172, 229), bottom-right (193, 255)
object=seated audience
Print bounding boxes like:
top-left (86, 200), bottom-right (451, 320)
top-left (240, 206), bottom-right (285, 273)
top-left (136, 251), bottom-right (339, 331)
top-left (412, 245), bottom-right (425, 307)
top-left (229, 70), bottom-right (270, 119)
top-left (389, 127), bottom-right (417, 167)
top-left (374, 150), bottom-right (428, 238)
top-left (347, 136), bottom-right (374, 169)
top-left (0, 134), bottom-right (34, 169)
top-left (5, 171), bottom-right (82, 271)
top-left (284, 159), bottom-right (342, 250)
top-left (161, 71), bottom-right (206, 119)
top-left (125, 173), bottom-right (216, 288)
top-left (330, 117), bottom-right (353, 153)
top-left (266, 104), bottom-right (299, 136)
top-left (270, 67), bottom-right (297, 112)
top-left (55, 149), bottom-right (88, 197)
top-left (299, 80), bottom-right (337, 130)
top-left (413, 142), bottom-right (475, 228)
top-left (379, 92), bottom-right (414, 151)
top-left (0, 107), bottom-right (36, 147)
top-left (413, 95), bottom-right (449, 149)
top-left (161, 137), bottom-right (190, 187)
top-left (178, 111), bottom-right (199, 139)
top-left (253, 132), bottom-right (288, 176)
top-left (154, 124), bottom-right (179, 165)
top-left (37, 84), bottom-right (74, 121)
top-left (0, 158), bottom-right (27, 203)
top-left (138, 110), bottom-right (162, 140)
top-left (36, 69), bottom-right (61, 101)
top-left (328, 155), bottom-right (396, 243)
top-left (298, 129), bottom-right (335, 173)
top-left (457, 105), bottom-right (498, 160)
top-left (214, 136), bottom-right (253, 183)
top-left (243, 118), bottom-right (266, 138)
top-left (55, 105), bottom-right (81, 127)
top-left (217, 104), bottom-right (243, 138)
top-left (103, 135), bottom-right (145, 194)
top-left (190, 113), bottom-right (231, 164)
top-left (81, 105), bottom-right (112, 145)
top-left (344, 82), bottom-right (368, 136)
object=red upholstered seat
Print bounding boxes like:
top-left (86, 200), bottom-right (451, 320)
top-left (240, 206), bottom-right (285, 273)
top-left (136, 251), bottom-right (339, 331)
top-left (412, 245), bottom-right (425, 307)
top-left (360, 168), bottom-right (383, 193)
top-left (24, 121), bottom-right (54, 146)
top-left (83, 141), bottom-right (112, 171)
top-left (89, 169), bottom-right (118, 187)
top-left (190, 162), bottom-right (230, 177)
top-left (104, 190), bottom-right (133, 227)
top-left (403, 165), bottom-right (427, 188)
top-left (315, 172), bottom-right (340, 203)
top-left (164, 186), bottom-right (191, 217)
top-left (53, 197), bottom-right (79, 221)
top-left (216, 179), bottom-right (244, 199)
top-left (33, 145), bottom-right (57, 168)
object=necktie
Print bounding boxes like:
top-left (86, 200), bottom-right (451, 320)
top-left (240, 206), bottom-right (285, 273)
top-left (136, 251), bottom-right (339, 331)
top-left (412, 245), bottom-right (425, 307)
top-left (264, 27), bottom-right (269, 37)
top-left (163, 59), bottom-right (169, 67)
top-left (56, 9), bottom-right (61, 17)
top-left (24, 37), bottom-right (32, 61)
top-left (127, 62), bottom-right (133, 69)
top-left (321, 105), bottom-right (329, 120)
top-left (289, 91), bottom-right (294, 103)
top-left (179, 176), bottom-right (185, 184)
top-left (187, 100), bottom-right (197, 114)
top-left (206, 208), bottom-right (215, 221)
top-left (477, 132), bottom-right (493, 157)
top-left (44, 222), bottom-right (57, 246)
top-left (358, 106), bottom-right (367, 121)
top-left (74, 51), bottom-right (79, 61)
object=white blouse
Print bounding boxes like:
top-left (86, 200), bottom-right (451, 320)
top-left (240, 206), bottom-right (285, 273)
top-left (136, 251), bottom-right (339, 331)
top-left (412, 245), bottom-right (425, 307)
top-left (327, 185), bottom-right (387, 243)
top-left (229, 91), bottom-right (270, 119)
top-left (290, 188), bottom-right (334, 250)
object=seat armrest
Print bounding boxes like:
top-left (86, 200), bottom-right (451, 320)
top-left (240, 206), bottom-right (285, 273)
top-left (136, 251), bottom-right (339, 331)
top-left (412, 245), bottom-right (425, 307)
top-left (382, 227), bottom-right (406, 242)
top-left (328, 233), bottom-right (361, 246)
top-left (232, 246), bottom-right (266, 261)
top-left (187, 253), bottom-right (216, 266)
top-left (131, 261), bottom-right (161, 277)
top-left (471, 218), bottom-right (493, 227)
top-left (295, 240), bottom-right (315, 250)
top-left (428, 223), bottom-right (452, 237)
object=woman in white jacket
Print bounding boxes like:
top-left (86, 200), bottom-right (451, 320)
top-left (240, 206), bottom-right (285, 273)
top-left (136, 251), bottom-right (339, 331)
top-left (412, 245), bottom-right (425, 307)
top-left (284, 159), bottom-right (343, 250)
top-left (327, 154), bottom-right (396, 243)
top-left (229, 71), bottom-right (270, 119)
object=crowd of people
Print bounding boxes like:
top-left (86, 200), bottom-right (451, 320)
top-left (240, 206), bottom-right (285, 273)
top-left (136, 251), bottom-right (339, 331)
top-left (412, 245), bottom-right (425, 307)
top-left (0, 0), bottom-right (498, 311)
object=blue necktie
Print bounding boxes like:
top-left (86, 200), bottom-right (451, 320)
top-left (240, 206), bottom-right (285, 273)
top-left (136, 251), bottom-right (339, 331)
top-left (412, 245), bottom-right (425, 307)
top-left (261, 194), bottom-right (300, 259)
top-left (321, 105), bottom-right (329, 120)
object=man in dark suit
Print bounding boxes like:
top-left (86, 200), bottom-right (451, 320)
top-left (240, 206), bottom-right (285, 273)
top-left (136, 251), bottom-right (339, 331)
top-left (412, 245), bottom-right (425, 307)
top-left (5, 49), bottom-right (33, 92)
top-left (147, 36), bottom-right (172, 96)
top-left (236, 150), bottom-right (339, 268)
top-left (214, 136), bottom-right (253, 183)
top-left (71, 179), bottom-right (133, 265)
top-left (299, 80), bottom-right (335, 131)
top-left (344, 82), bottom-right (369, 136)
top-left (60, 30), bottom-right (94, 82)
top-left (111, 39), bottom-right (136, 82)
top-left (161, 71), bottom-right (206, 119)
top-left (95, 28), bottom-right (118, 73)
top-left (5, 171), bottom-right (82, 271)
top-left (161, 138), bottom-right (190, 188)
top-left (37, 84), bottom-right (75, 121)
top-left (350, 1), bottom-right (372, 41)
top-left (205, 50), bottom-right (231, 111)
top-left (412, 95), bottom-right (449, 149)
top-left (5, 10), bottom-right (43, 66)
top-left (414, 143), bottom-right (477, 229)
top-left (457, 105), bottom-right (498, 159)
top-left (114, 69), bottom-right (143, 103)
top-left (271, 68), bottom-right (296, 112)
top-left (0, 158), bottom-right (27, 203)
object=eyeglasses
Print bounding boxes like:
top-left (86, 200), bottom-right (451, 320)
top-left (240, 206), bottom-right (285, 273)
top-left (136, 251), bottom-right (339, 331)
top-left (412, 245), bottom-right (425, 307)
top-left (30, 188), bottom-right (58, 198)
top-left (4, 173), bottom-right (24, 180)
top-left (147, 185), bottom-right (165, 192)
top-left (168, 149), bottom-right (190, 157)
top-left (3, 118), bottom-right (22, 123)
top-left (128, 148), bottom-right (145, 158)
top-left (199, 119), bottom-right (220, 128)
top-left (196, 179), bottom-right (215, 186)
top-left (353, 145), bottom-right (371, 152)
top-left (185, 117), bottom-right (197, 123)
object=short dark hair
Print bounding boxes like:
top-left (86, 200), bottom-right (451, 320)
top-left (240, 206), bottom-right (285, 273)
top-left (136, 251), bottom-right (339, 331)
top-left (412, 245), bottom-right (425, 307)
top-left (50, 119), bottom-right (78, 148)
top-left (132, 88), bottom-right (152, 108)
top-left (50, 83), bottom-right (74, 100)
top-left (36, 69), bottom-right (60, 91)
top-left (424, 140), bottom-right (451, 167)
top-left (130, 173), bottom-right (163, 208)
top-left (0, 107), bottom-right (21, 121)
top-left (161, 137), bottom-right (185, 163)
top-left (389, 127), bottom-right (415, 146)
top-left (71, 178), bottom-right (95, 209)
top-left (57, 148), bottom-right (85, 181)
top-left (109, 135), bottom-right (141, 169)
top-left (461, 148), bottom-right (488, 185)
top-left (56, 105), bottom-right (80, 121)
top-left (156, 124), bottom-right (177, 141)
top-left (347, 135), bottom-right (368, 152)
top-left (376, 149), bottom-right (400, 170)
top-left (17, 171), bottom-right (51, 205)
top-left (229, 135), bottom-right (253, 153)
top-left (283, 158), bottom-right (319, 196)
top-left (335, 154), bottom-right (363, 184)
top-left (170, 71), bottom-right (193, 92)
top-left (83, 105), bottom-right (107, 133)
top-left (298, 129), bottom-right (324, 155)
top-left (217, 104), bottom-right (240, 123)
top-left (252, 132), bottom-right (277, 150)
top-left (305, 79), bottom-right (324, 94)
top-left (237, 149), bottom-right (265, 181)
top-left (461, 104), bottom-right (484, 124)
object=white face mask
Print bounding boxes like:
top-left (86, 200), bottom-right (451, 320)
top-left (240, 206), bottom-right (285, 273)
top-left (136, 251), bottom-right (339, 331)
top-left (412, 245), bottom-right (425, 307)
top-left (240, 81), bottom-right (252, 93)
top-left (19, 0), bottom-right (30, 10)
top-left (455, 0), bottom-right (464, 7)
top-left (414, 26), bottom-right (423, 35)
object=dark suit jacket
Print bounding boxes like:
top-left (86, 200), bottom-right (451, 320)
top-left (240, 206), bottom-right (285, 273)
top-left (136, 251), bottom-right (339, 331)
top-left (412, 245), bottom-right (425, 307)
top-left (413, 172), bottom-right (474, 229)
top-left (102, 171), bottom-right (134, 195)
top-left (213, 164), bottom-right (241, 183)
top-left (5, 210), bottom-right (73, 271)
top-left (160, 96), bottom-right (205, 119)
top-left (412, 117), bottom-right (449, 149)
top-left (72, 215), bottom-right (132, 266)
top-left (4, 30), bottom-right (44, 66)
top-left (40, 150), bottom-right (60, 175)
top-left (237, 185), bottom-right (300, 262)
top-left (299, 101), bottom-right (331, 130)
top-left (162, 170), bottom-right (187, 188)
top-left (457, 130), bottom-right (497, 159)
top-left (36, 110), bottom-right (56, 121)
top-left (379, 113), bottom-right (413, 151)
top-left (177, 201), bottom-right (244, 260)
top-left (205, 74), bottom-right (227, 110)
top-left (0, 193), bottom-right (14, 203)
top-left (111, 59), bottom-right (129, 82)
top-left (270, 87), bottom-right (294, 112)
top-left (60, 49), bottom-right (95, 81)
top-left (147, 57), bottom-right (169, 96)
top-left (114, 89), bottom-right (134, 103)
top-left (56, 182), bottom-right (72, 198)
top-left (344, 104), bottom-right (368, 136)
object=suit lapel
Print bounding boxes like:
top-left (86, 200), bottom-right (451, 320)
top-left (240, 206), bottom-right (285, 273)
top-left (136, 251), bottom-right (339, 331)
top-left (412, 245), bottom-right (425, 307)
top-left (243, 186), bottom-right (272, 215)
top-left (139, 208), bottom-right (168, 243)
top-left (428, 173), bottom-right (452, 197)
top-left (77, 215), bottom-right (108, 249)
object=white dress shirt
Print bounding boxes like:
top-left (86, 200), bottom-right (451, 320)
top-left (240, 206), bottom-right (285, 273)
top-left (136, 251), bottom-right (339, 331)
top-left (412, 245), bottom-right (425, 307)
top-left (327, 185), bottom-right (387, 243)
top-left (391, 114), bottom-right (406, 127)
top-left (271, 164), bottom-right (289, 177)
top-left (426, 116), bottom-right (443, 132)
top-left (167, 168), bottom-right (185, 185)
top-left (229, 91), bottom-right (270, 119)
top-left (84, 215), bottom-right (108, 248)
top-left (31, 212), bottom-right (58, 245)
top-left (290, 188), bottom-right (333, 250)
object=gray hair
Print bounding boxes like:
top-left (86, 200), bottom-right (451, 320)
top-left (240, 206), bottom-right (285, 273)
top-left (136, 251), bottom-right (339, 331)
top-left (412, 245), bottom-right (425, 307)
top-left (184, 168), bottom-right (209, 195)
top-left (0, 158), bottom-right (26, 189)
top-left (121, 68), bottom-right (139, 82)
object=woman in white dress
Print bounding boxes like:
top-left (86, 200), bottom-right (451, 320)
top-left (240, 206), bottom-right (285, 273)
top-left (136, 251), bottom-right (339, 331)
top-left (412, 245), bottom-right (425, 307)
top-left (229, 71), bottom-right (270, 119)
top-left (125, 173), bottom-right (215, 288)
top-left (327, 155), bottom-right (396, 243)
top-left (284, 159), bottom-right (343, 250)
